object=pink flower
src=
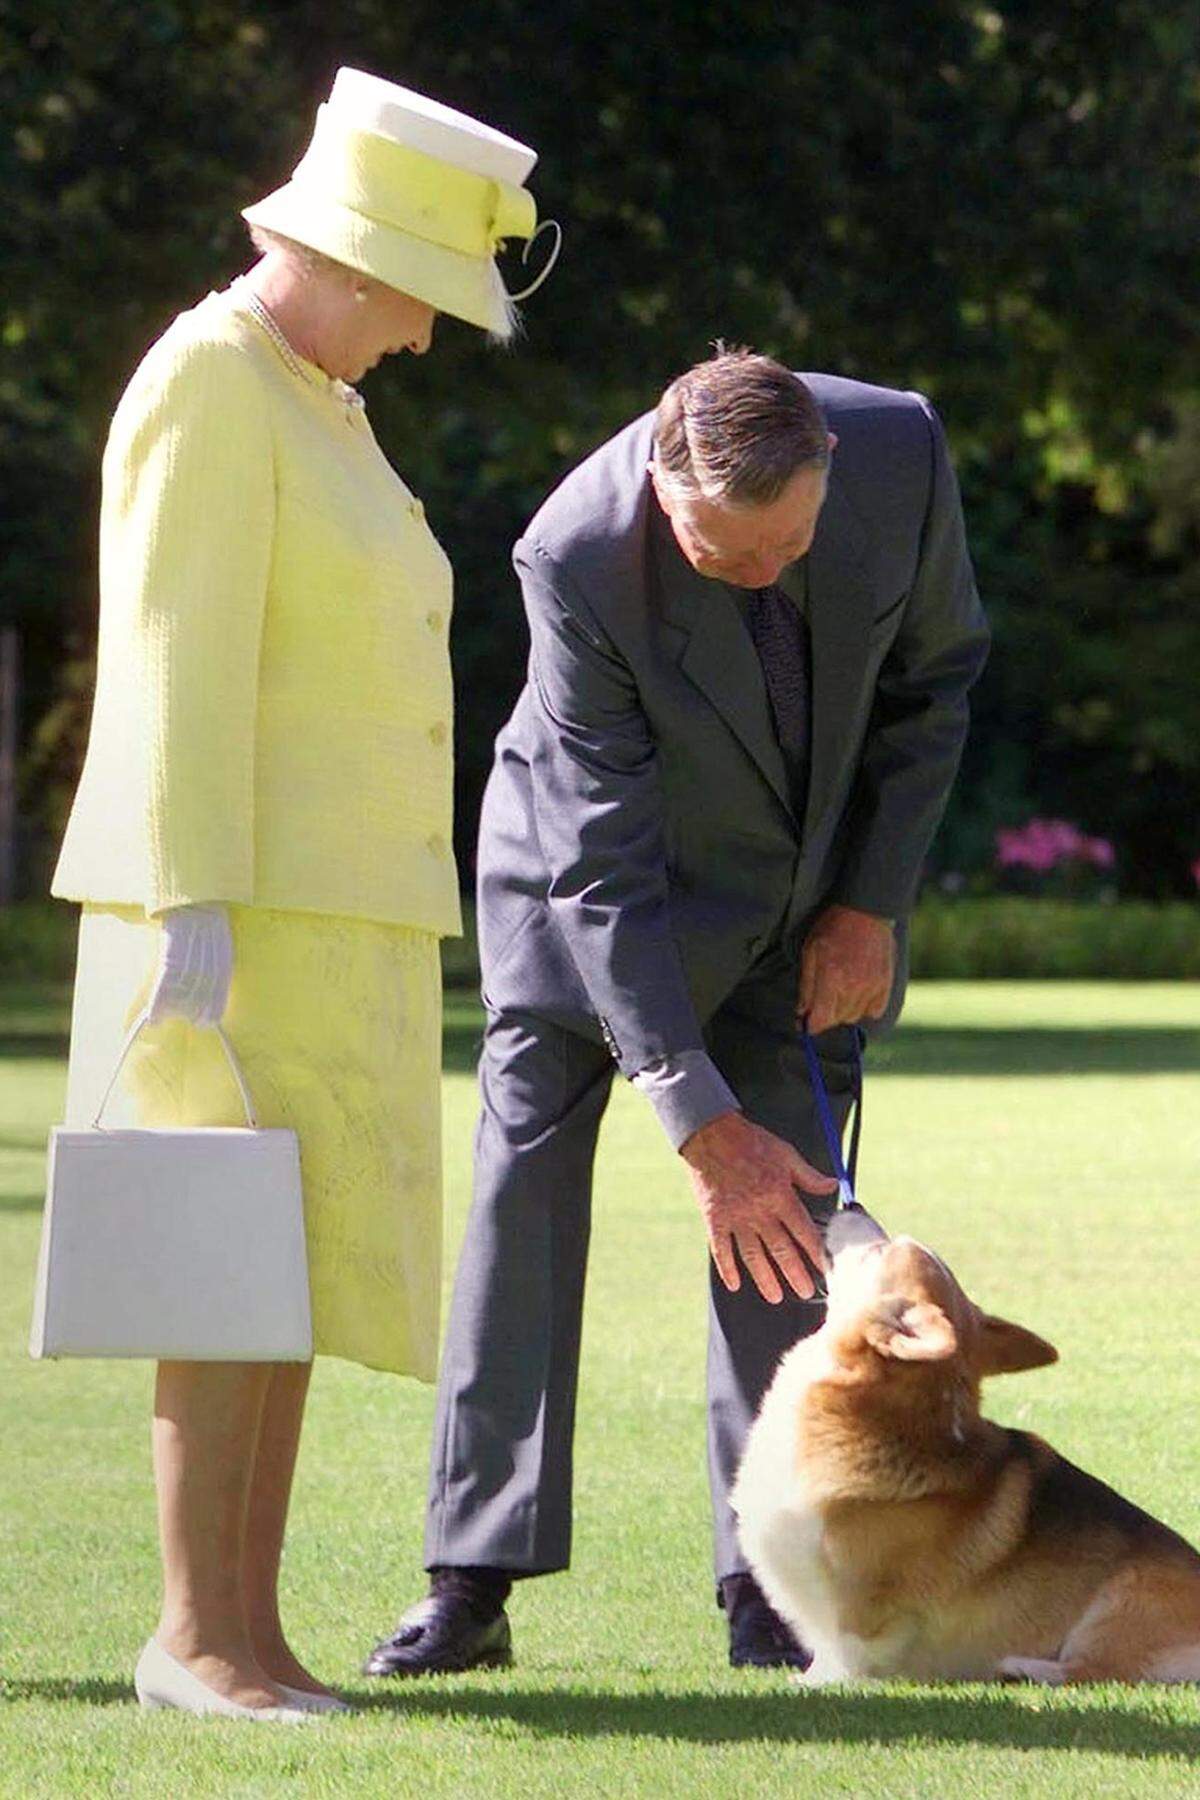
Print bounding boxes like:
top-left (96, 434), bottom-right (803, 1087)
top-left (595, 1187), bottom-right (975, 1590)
top-left (993, 818), bottom-right (1114, 875)
top-left (995, 827), bottom-right (1034, 869)
top-left (1191, 857), bottom-right (1200, 891)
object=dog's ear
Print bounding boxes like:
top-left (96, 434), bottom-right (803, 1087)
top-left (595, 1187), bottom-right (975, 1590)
top-left (977, 1313), bottom-right (1058, 1375)
top-left (864, 1297), bottom-right (958, 1363)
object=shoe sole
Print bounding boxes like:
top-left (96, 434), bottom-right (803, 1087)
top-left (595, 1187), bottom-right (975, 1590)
top-left (363, 1644), bottom-right (513, 1679)
top-left (729, 1654), bottom-right (812, 1671)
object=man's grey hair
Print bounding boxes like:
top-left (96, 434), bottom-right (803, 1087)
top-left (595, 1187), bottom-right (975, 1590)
top-left (653, 347), bottom-right (830, 508)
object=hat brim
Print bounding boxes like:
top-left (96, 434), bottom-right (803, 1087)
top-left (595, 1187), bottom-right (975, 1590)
top-left (242, 184), bottom-right (515, 338)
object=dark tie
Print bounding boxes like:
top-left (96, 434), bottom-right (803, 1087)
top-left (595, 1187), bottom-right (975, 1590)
top-left (747, 583), bottom-right (811, 820)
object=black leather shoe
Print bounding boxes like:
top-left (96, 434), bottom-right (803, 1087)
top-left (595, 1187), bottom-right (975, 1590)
top-left (721, 1574), bottom-right (812, 1671)
top-left (363, 1592), bottom-right (513, 1677)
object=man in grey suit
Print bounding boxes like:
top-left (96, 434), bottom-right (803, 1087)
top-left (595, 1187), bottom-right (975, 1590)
top-left (366, 350), bottom-right (990, 1674)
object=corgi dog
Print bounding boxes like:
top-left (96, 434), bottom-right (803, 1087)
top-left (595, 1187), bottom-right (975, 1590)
top-left (732, 1226), bottom-right (1200, 1685)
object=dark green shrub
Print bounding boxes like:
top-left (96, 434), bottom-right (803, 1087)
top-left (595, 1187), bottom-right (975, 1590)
top-left (0, 902), bottom-right (79, 983)
top-left (910, 898), bottom-right (1200, 980)
top-left (5, 897), bottom-right (1197, 988)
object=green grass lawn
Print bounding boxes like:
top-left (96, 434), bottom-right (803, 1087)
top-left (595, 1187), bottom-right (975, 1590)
top-left (2, 980), bottom-right (1199, 1797)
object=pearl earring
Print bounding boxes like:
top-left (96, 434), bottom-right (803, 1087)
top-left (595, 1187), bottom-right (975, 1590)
top-left (353, 287), bottom-right (368, 305)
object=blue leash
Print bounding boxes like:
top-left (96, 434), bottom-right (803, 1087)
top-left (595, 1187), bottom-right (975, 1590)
top-left (799, 1027), bottom-right (864, 1213)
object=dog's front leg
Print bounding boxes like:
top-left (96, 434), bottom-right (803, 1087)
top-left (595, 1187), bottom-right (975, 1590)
top-left (995, 1655), bottom-right (1068, 1685)
top-left (789, 1650), bottom-right (852, 1688)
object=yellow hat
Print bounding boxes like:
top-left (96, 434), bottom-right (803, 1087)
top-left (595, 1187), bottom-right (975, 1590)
top-left (242, 67), bottom-right (558, 339)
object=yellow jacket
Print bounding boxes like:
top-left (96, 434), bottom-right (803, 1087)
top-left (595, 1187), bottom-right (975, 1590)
top-left (52, 285), bottom-right (461, 936)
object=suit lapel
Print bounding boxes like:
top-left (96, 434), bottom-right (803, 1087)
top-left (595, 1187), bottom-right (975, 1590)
top-left (654, 510), bottom-right (793, 817)
top-left (791, 481), bottom-right (876, 844)
top-left (652, 475), bottom-right (876, 836)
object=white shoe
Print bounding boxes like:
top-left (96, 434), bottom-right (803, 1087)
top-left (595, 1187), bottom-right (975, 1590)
top-left (133, 1639), bottom-right (313, 1722)
top-left (278, 1684), bottom-right (351, 1714)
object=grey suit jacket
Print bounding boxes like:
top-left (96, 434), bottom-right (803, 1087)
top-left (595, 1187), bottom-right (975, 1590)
top-left (476, 374), bottom-right (990, 1079)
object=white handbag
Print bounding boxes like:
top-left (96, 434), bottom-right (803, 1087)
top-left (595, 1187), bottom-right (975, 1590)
top-left (30, 1009), bottom-right (312, 1361)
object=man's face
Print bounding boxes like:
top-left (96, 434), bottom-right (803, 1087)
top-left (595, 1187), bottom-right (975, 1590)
top-left (651, 445), bottom-right (834, 589)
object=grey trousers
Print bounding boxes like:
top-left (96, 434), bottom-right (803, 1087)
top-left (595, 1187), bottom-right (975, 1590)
top-left (424, 970), bottom-right (858, 1584)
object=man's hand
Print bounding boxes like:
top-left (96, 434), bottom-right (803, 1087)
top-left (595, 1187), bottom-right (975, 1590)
top-left (799, 904), bottom-right (895, 1036)
top-left (679, 1111), bottom-right (837, 1303)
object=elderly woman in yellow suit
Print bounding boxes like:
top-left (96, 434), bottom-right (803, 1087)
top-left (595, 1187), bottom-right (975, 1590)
top-left (51, 68), bottom-right (557, 1720)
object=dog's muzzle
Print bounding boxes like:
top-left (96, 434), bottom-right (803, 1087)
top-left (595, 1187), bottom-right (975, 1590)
top-left (824, 1202), bottom-right (890, 1264)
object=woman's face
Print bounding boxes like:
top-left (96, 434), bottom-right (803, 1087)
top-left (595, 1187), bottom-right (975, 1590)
top-left (340, 282), bottom-right (436, 381)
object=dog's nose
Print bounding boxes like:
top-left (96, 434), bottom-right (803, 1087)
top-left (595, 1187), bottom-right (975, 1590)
top-left (824, 1204), bottom-right (889, 1263)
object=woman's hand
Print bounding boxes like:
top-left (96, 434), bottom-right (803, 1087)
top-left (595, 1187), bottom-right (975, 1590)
top-left (147, 905), bottom-right (234, 1026)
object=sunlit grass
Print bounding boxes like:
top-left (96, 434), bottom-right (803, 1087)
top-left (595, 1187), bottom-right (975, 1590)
top-left (2, 980), bottom-right (1198, 1797)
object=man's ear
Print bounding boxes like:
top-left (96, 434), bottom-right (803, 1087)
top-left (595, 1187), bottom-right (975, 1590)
top-left (864, 1297), bottom-right (957, 1363)
top-left (977, 1313), bottom-right (1058, 1376)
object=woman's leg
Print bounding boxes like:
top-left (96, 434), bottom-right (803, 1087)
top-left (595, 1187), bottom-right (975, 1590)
top-left (152, 1360), bottom-right (279, 1705)
top-left (242, 1361), bottom-right (332, 1695)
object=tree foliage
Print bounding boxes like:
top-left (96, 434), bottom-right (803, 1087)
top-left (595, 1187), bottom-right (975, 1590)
top-left (3, 0), bottom-right (1198, 893)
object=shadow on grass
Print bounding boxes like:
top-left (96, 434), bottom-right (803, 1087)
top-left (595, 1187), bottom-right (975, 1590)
top-left (0, 1033), bottom-right (70, 1060)
top-left (443, 1010), bottom-right (486, 1075)
top-left (0, 1121), bottom-right (47, 1212)
top-left (0, 1192), bottom-right (42, 1214)
top-left (352, 1683), bottom-right (1199, 1755)
top-left (8, 1677), bottom-right (1199, 1757)
top-left (443, 1006), bottom-right (1200, 1081)
top-left (872, 1026), bottom-right (1199, 1078)
top-left (1, 1677), bottom-right (131, 1706)
top-left (2, 992), bottom-right (1195, 1085)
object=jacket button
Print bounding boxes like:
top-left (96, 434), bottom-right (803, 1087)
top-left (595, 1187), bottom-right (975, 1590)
top-left (428, 721), bottom-right (448, 745)
top-left (426, 833), bottom-right (447, 857)
top-left (426, 609), bottom-right (443, 632)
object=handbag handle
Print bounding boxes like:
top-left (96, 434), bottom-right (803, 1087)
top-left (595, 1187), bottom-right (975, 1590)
top-left (91, 1007), bottom-right (259, 1131)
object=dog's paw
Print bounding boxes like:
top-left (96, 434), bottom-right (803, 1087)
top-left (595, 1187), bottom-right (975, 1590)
top-left (789, 1657), bottom-right (846, 1689)
top-left (996, 1655), bottom-right (1067, 1686)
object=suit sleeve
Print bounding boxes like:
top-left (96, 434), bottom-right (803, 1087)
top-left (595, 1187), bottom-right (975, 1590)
top-left (108, 336), bottom-right (275, 915)
top-left (517, 537), bottom-right (734, 1137)
top-left (829, 399), bottom-right (990, 919)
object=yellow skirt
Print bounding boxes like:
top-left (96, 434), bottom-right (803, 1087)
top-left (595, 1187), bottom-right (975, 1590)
top-left (64, 904), bottom-right (443, 1379)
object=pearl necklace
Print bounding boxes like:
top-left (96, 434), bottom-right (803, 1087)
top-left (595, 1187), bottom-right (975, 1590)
top-left (243, 289), bottom-right (309, 382)
top-left (240, 286), bottom-right (366, 417)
